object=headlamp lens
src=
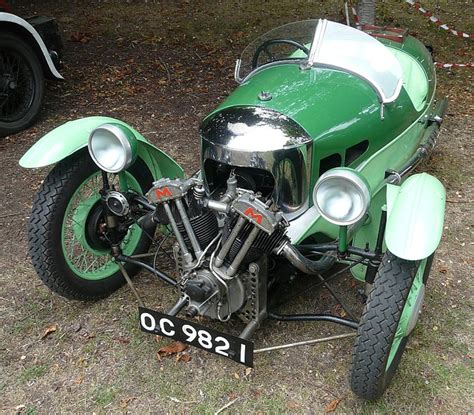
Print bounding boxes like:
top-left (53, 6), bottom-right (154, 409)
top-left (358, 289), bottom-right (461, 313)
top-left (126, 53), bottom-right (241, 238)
top-left (313, 168), bottom-right (370, 226)
top-left (88, 123), bottom-right (136, 173)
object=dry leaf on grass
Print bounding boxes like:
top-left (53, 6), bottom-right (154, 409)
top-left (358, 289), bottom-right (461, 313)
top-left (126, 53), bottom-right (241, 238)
top-left (330, 304), bottom-right (347, 317)
top-left (120, 396), bottom-right (136, 408)
top-left (324, 398), bottom-right (341, 413)
top-left (70, 32), bottom-right (91, 43)
top-left (74, 375), bottom-right (84, 385)
top-left (41, 324), bottom-right (57, 339)
top-left (114, 336), bottom-right (130, 344)
top-left (227, 392), bottom-right (238, 400)
top-left (287, 401), bottom-right (300, 410)
top-left (157, 341), bottom-right (187, 358)
top-left (176, 352), bottom-right (192, 363)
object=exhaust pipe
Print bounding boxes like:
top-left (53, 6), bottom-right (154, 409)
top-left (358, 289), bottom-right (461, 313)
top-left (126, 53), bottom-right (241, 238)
top-left (279, 243), bottom-right (335, 275)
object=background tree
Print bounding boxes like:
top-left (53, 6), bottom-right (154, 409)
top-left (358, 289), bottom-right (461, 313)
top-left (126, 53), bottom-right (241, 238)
top-left (358, 0), bottom-right (376, 25)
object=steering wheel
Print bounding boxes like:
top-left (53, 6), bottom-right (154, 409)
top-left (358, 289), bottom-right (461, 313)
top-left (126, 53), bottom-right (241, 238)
top-left (251, 39), bottom-right (310, 69)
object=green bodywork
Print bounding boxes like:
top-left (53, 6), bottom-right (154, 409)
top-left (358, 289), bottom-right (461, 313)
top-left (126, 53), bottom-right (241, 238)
top-left (206, 36), bottom-right (435, 189)
top-left (203, 34), bottom-right (445, 278)
top-left (19, 116), bottom-right (184, 180)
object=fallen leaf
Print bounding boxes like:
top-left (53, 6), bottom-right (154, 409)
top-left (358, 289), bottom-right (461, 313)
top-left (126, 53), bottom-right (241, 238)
top-left (114, 336), bottom-right (130, 344)
top-left (330, 304), bottom-right (347, 317)
top-left (234, 372), bottom-right (240, 379)
top-left (41, 324), bottom-right (57, 339)
top-left (252, 388), bottom-right (263, 398)
top-left (158, 341), bottom-right (187, 357)
top-left (324, 398), bottom-right (341, 413)
top-left (155, 335), bottom-right (162, 343)
top-left (245, 367), bottom-right (252, 376)
top-left (70, 32), bottom-right (91, 43)
top-left (120, 396), bottom-right (136, 408)
top-left (176, 352), bottom-right (192, 363)
top-left (228, 392), bottom-right (238, 400)
top-left (287, 401), bottom-right (300, 410)
top-left (74, 375), bottom-right (84, 385)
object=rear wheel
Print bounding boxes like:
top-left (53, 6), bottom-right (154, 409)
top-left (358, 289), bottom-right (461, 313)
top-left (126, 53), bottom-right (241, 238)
top-left (0, 33), bottom-right (44, 136)
top-left (28, 151), bottom-right (154, 300)
top-left (350, 251), bottom-right (433, 400)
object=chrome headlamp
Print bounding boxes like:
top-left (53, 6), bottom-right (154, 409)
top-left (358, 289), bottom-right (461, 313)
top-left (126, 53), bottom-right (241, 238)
top-left (88, 123), bottom-right (137, 173)
top-left (313, 168), bottom-right (370, 226)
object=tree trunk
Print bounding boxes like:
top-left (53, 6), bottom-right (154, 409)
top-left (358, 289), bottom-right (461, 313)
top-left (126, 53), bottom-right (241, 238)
top-left (358, 0), bottom-right (376, 25)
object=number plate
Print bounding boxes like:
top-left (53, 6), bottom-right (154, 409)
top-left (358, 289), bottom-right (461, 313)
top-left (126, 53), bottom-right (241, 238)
top-left (138, 307), bottom-right (254, 367)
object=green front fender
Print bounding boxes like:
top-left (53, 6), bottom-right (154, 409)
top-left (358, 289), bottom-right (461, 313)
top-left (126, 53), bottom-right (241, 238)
top-left (385, 173), bottom-right (446, 261)
top-left (19, 116), bottom-right (184, 180)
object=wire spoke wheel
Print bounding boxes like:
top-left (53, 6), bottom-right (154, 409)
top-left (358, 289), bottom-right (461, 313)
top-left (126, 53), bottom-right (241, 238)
top-left (61, 172), bottom-right (142, 280)
top-left (0, 33), bottom-right (44, 136)
top-left (0, 48), bottom-right (34, 121)
top-left (28, 151), bottom-right (155, 300)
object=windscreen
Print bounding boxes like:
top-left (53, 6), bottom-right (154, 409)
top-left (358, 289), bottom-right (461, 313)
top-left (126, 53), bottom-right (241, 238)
top-left (235, 19), bottom-right (403, 104)
top-left (236, 20), bottom-right (317, 82)
top-left (308, 20), bottom-right (403, 103)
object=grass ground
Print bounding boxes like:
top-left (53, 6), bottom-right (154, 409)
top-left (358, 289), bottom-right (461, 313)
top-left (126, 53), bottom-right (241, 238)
top-left (0, 0), bottom-right (472, 413)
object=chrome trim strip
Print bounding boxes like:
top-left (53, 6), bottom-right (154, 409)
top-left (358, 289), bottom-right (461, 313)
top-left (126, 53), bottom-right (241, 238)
top-left (240, 59), bottom-right (307, 84)
top-left (308, 18), bottom-right (327, 66)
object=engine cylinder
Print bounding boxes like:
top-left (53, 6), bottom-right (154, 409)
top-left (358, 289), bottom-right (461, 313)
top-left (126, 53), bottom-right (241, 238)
top-left (177, 210), bottom-right (219, 251)
top-left (222, 215), bottom-right (287, 266)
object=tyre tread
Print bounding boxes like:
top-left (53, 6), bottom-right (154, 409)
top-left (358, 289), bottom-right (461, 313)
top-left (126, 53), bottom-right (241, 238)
top-left (350, 252), bottom-right (417, 400)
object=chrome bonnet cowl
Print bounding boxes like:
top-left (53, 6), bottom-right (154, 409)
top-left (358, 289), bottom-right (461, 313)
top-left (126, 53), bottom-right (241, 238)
top-left (200, 107), bottom-right (313, 220)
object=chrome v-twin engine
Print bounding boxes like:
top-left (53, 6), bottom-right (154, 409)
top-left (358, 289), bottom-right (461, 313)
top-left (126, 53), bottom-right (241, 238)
top-left (146, 175), bottom-right (288, 324)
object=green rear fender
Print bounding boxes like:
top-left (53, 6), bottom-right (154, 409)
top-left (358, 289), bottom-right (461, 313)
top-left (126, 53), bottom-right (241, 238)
top-left (19, 116), bottom-right (184, 180)
top-left (385, 173), bottom-right (445, 261)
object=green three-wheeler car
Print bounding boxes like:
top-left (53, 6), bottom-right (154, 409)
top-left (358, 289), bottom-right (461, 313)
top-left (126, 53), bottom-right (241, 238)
top-left (20, 20), bottom-right (446, 399)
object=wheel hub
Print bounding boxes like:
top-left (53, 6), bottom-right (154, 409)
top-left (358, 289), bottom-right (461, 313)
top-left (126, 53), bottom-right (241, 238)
top-left (84, 202), bottom-right (110, 250)
top-left (72, 195), bottom-right (109, 254)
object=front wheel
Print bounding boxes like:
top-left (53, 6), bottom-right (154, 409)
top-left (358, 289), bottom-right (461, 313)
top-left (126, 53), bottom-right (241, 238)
top-left (350, 251), bottom-right (433, 400)
top-left (28, 151), bottom-right (154, 300)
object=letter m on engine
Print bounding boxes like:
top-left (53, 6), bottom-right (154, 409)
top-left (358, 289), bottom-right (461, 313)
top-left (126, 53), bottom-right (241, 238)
top-left (244, 207), bottom-right (263, 225)
top-left (155, 186), bottom-right (172, 200)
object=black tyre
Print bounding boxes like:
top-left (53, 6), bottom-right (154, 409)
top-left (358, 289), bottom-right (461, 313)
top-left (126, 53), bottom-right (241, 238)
top-left (0, 33), bottom-right (44, 136)
top-left (350, 251), bottom-right (434, 400)
top-left (28, 151), bottom-right (154, 300)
